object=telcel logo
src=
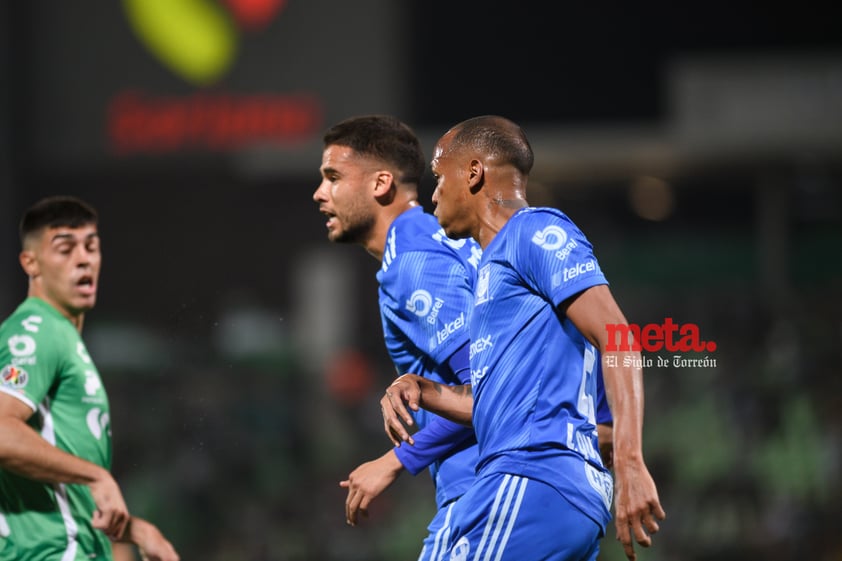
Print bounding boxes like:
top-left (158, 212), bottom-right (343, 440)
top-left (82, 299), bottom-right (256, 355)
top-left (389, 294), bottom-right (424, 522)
top-left (437, 313), bottom-right (465, 345)
top-left (605, 318), bottom-right (716, 352)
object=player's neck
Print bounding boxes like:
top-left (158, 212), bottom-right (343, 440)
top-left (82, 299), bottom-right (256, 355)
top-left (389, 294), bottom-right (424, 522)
top-left (365, 199), bottom-right (420, 261)
top-left (28, 289), bottom-right (86, 332)
top-left (475, 191), bottom-right (527, 249)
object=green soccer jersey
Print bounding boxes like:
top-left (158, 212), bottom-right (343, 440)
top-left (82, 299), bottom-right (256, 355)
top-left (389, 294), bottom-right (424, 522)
top-left (0, 297), bottom-right (113, 561)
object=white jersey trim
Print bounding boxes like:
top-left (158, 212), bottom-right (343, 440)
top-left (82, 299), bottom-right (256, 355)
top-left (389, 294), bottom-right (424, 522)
top-left (0, 385), bottom-right (36, 412)
top-left (38, 399), bottom-right (79, 561)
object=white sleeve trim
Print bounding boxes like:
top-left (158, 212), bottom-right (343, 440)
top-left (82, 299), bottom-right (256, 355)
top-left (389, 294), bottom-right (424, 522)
top-left (0, 386), bottom-right (37, 412)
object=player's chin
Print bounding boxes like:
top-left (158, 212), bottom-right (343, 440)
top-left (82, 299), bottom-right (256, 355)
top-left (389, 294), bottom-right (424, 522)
top-left (328, 230), bottom-right (352, 244)
top-left (70, 295), bottom-right (97, 313)
top-left (442, 222), bottom-right (468, 240)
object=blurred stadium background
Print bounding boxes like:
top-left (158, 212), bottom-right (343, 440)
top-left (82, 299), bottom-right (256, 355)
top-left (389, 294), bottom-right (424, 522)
top-left (1, 2), bottom-right (840, 560)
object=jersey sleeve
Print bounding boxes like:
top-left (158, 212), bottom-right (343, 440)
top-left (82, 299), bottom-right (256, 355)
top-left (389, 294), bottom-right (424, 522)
top-left (512, 210), bottom-right (608, 308)
top-left (380, 248), bottom-right (474, 367)
top-left (393, 342), bottom-right (475, 474)
top-left (0, 312), bottom-right (60, 412)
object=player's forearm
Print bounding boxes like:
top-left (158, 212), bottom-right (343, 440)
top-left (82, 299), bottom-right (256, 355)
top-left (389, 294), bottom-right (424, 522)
top-left (418, 378), bottom-right (473, 425)
top-left (600, 351), bottom-right (645, 465)
top-left (0, 416), bottom-right (107, 484)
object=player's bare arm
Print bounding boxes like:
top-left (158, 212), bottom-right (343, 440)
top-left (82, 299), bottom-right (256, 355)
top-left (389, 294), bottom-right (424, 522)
top-left (564, 284), bottom-right (666, 561)
top-left (0, 393), bottom-right (130, 540)
top-left (118, 516), bottom-right (180, 561)
top-left (381, 374), bottom-right (473, 446)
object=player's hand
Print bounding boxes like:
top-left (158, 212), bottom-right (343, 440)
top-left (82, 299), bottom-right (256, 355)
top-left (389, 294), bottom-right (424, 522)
top-left (88, 471), bottom-right (130, 540)
top-left (124, 516), bottom-right (180, 561)
top-left (613, 460), bottom-right (666, 561)
top-left (380, 374), bottom-right (423, 446)
top-left (339, 450), bottom-right (404, 526)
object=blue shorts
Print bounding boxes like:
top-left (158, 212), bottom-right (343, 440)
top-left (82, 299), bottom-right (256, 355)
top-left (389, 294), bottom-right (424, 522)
top-left (444, 472), bottom-right (602, 561)
top-left (418, 500), bottom-right (457, 561)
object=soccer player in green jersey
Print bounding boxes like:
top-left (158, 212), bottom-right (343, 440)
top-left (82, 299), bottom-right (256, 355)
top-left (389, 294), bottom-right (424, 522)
top-left (0, 196), bottom-right (179, 561)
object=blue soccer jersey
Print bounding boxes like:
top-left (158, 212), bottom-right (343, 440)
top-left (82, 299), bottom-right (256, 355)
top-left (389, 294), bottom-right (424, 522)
top-left (469, 207), bottom-right (613, 530)
top-left (376, 206), bottom-right (483, 509)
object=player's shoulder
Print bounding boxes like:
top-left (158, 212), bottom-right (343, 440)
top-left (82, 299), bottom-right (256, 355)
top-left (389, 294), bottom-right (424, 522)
top-left (512, 206), bottom-right (576, 227)
top-left (1, 298), bottom-right (68, 343)
top-left (509, 207), bottom-right (588, 242)
top-left (383, 210), bottom-right (478, 272)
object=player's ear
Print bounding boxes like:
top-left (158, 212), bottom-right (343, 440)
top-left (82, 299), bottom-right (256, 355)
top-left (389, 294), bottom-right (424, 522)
top-left (19, 250), bottom-right (39, 277)
top-left (373, 170), bottom-right (395, 197)
top-left (467, 158), bottom-right (484, 191)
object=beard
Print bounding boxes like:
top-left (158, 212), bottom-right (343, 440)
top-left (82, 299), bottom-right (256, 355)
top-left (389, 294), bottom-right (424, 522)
top-left (329, 212), bottom-right (376, 246)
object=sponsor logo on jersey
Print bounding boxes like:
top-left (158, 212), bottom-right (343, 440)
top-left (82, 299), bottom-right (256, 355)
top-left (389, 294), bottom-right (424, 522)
top-left (469, 335), bottom-right (493, 360)
top-left (554, 239), bottom-right (578, 261)
top-left (7, 334), bottom-right (36, 357)
top-left (86, 408), bottom-right (111, 440)
top-left (77, 342), bottom-right (92, 364)
top-left (450, 537), bottom-right (471, 561)
top-left (470, 366), bottom-right (489, 386)
top-left (562, 259), bottom-right (597, 282)
top-left (84, 370), bottom-right (103, 396)
top-left (436, 312), bottom-right (465, 345)
top-left (406, 289), bottom-right (434, 316)
top-left (426, 297), bottom-right (446, 325)
top-left (531, 225), bottom-right (567, 250)
top-left (1, 365), bottom-right (29, 390)
top-left (476, 265), bottom-right (491, 305)
top-left (21, 315), bottom-right (43, 333)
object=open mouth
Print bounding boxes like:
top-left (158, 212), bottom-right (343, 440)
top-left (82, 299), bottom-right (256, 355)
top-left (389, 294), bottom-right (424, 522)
top-left (75, 275), bottom-right (95, 294)
top-left (321, 209), bottom-right (337, 228)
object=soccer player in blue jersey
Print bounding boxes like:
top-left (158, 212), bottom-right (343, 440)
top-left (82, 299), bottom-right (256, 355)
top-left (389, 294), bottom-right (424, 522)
top-left (314, 115), bottom-right (482, 560)
top-left (381, 116), bottom-right (665, 561)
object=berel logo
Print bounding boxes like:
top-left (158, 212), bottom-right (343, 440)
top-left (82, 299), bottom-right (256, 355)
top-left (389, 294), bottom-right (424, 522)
top-left (605, 318), bottom-right (717, 352)
top-left (531, 225), bottom-right (567, 250)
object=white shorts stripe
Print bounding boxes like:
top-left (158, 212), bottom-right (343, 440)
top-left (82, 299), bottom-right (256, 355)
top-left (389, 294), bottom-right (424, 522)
top-left (427, 501), bottom-right (455, 561)
top-left (492, 478), bottom-right (527, 561)
top-left (472, 475), bottom-right (528, 561)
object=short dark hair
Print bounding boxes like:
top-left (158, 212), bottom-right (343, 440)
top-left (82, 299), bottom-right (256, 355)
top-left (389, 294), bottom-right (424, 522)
top-left (323, 115), bottom-right (426, 186)
top-left (20, 196), bottom-right (99, 245)
top-left (450, 115), bottom-right (534, 176)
